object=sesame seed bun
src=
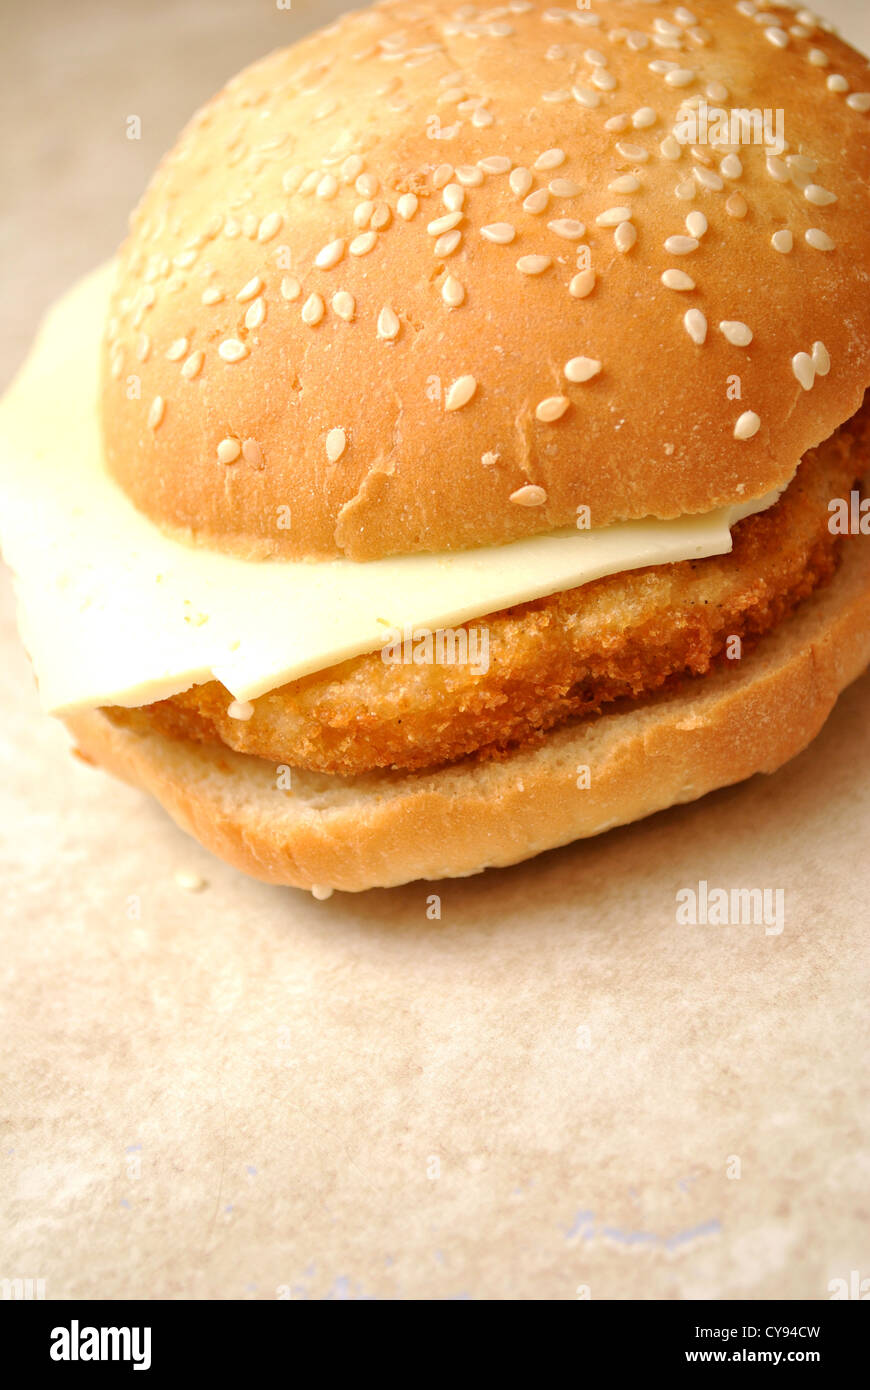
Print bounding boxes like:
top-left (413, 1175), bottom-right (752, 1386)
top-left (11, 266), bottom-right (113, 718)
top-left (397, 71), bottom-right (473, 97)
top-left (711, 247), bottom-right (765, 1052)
top-left (100, 0), bottom-right (870, 561)
top-left (65, 531), bottom-right (870, 892)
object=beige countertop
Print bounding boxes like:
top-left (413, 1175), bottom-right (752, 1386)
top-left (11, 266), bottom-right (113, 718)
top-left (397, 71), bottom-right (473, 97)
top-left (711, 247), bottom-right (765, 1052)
top-left (2, 0), bottom-right (869, 1300)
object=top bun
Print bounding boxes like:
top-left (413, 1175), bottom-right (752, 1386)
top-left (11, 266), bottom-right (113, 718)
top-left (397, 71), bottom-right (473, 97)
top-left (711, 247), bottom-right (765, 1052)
top-left (101, 0), bottom-right (870, 561)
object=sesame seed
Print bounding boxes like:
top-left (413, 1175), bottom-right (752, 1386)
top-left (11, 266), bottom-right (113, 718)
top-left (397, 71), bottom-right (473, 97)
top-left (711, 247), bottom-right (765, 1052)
top-left (569, 269), bottom-right (596, 298)
top-left (596, 206), bottom-right (632, 227)
top-left (301, 294), bottom-right (325, 326)
top-left (523, 189), bottom-right (550, 215)
top-left (771, 230), bottom-right (793, 253)
top-left (665, 69), bottom-right (697, 88)
top-left (257, 211), bottom-right (283, 241)
top-left (341, 155), bottom-right (365, 182)
top-left (350, 231), bottom-right (378, 256)
top-left (550, 219), bottom-right (586, 240)
top-left (615, 142), bottom-right (649, 162)
top-left (804, 184), bottom-right (837, 206)
top-left (610, 174), bottom-right (641, 193)
top-left (535, 397), bottom-right (570, 423)
top-left (694, 166), bottom-right (724, 191)
top-left (632, 107), bottom-right (658, 128)
top-left (397, 193), bottom-right (418, 220)
top-left (583, 48), bottom-right (608, 67)
top-left (805, 228), bottom-right (835, 250)
top-left (217, 437), bottom-right (241, 464)
top-left (228, 701), bottom-right (255, 722)
top-left (573, 85), bottom-right (601, 108)
top-left (683, 308), bottom-right (707, 344)
top-left (245, 297), bottom-right (266, 330)
top-left (432, 163), bottom-right (454, 189)
top-left (377, 307), bottom-right (400, 341)
top-left (443, 183), bottom-right (465, 212)
top-left (665, 235), bottom-right (699, 255)
top-left (787, 155), bottom-right (818, 174)
top-left (456, 165), bottom-right (485, 187)
top-left (218, 339), bottom-right (248, 362)
top-left (734, 411), bottom-right (761, 441)
top-left (685, 211), bottom-right (707, 238)
top-left (332, 291), bottom-right (356, 321)
top-left (326, 428), bottom-right (347, 461)
top-left (445, 376), bottom-right (477, 412)
top-left (517, 254), bottom-right (552, 275)
top-left (720, 321), bottom-right (753, 347)
top-left (165, 338), bottom-right (188, 361)
top-left (315, 238), bottom-right (346, 270)
top-left (428, 211), bottom-right (464, 237)
top-left (674, 179), bottom-right (695, 201)
top-left (510, 167), bottom-right (534, 197)
top-left (726, 195), bottom-right (748, 219)
top-left (614, 221), bottom-right (637, 253)
top-left (535, 148), bottom-right (566, 171)
top-left (660, 135), bottom-right (682, 160)
top-left (661, 269), bottom-right (695, 291)
top-left (720, 154), bottom-right (743, 179)
top-left (356, 173), bottom-right (380, 198)
top-left (442, 276), bottom-right (466, 306)
top-left (316, 174), bottom-right (338, 201)
top-left (281, 276), bottom-right (302, 301)
top-left (282, 167), bottom-right (306, 193)
top-left (434, 230), bottom-right (462, 257)
top-left (812, 341), bottom-right (831, 375)
top-left (550, 178), bottom-right (581, 197)
top-left (481, 223), bottom-right (516, 244)
top-left (792, 352), bottom-right (815, 391)
top-left (202, 287), bottom-right (225, 305)
top-left (827, 75), bottom-right (849, 93)
top-left (510, 484), bottom-right (548, 506)
top-left (135, 333), bottom-right (150, 363)
top-left (807, 48), bottom-right (829, 67)
top-left (706, 82), bottom-right (729, 102)
top-left (479, 155), bottom-right (512, 174)
top-left (765, 26), bottom-right (789, 48)
top-left (236, 276), bottom-right (263, 303)
top-left (147, 396), bottom-right (165, 430)
top-left (564, 356), bottom-right (602, 384)
top-left (846, 93), bottom-right (870, 112)
top-left (242, 439), bottom-right (263, 469)
top-left (181, 350), bottom-right (204, 380)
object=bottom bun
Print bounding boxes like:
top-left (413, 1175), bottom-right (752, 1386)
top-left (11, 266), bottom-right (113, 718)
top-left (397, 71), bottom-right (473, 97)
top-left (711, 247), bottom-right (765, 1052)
top-left (65, 539), bottom-right (870, 894)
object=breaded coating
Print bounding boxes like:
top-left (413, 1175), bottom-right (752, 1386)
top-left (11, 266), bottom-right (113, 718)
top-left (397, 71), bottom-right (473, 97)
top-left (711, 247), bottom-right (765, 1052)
top-left (112, 407), bottom-right (868, 775)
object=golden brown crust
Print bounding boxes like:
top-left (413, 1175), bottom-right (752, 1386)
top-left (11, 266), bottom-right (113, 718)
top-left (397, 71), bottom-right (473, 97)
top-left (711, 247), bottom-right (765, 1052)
top-left (118, 402), bottom-right (867, 774)
top-left (101, 0), bottom-right (870, 561)
top-left (65, 532), bottom-right (870, 892)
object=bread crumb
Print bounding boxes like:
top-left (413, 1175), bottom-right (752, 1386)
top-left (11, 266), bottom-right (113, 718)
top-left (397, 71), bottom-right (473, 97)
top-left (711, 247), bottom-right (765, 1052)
top-left (175, 870), bottom-right (207, 893)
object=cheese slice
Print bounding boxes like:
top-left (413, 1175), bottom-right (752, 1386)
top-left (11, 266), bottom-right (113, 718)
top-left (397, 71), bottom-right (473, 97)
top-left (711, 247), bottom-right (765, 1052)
top-left (0, 265), bottom-right (785, 717)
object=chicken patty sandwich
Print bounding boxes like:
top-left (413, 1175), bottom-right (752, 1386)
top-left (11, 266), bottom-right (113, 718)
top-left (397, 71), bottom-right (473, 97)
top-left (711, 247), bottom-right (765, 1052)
top-left (2, 0), bottom-right (870, 892)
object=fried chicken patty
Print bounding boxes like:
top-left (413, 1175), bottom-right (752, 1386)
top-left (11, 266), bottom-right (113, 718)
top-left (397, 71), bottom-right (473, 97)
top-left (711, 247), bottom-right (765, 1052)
top-left (110, 403), bottom-right (869, 775)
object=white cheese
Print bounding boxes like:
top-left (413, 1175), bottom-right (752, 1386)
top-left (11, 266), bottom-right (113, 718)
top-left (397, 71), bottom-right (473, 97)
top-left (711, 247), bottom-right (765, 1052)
top-left (0, 266), bottom-right (785, 716)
